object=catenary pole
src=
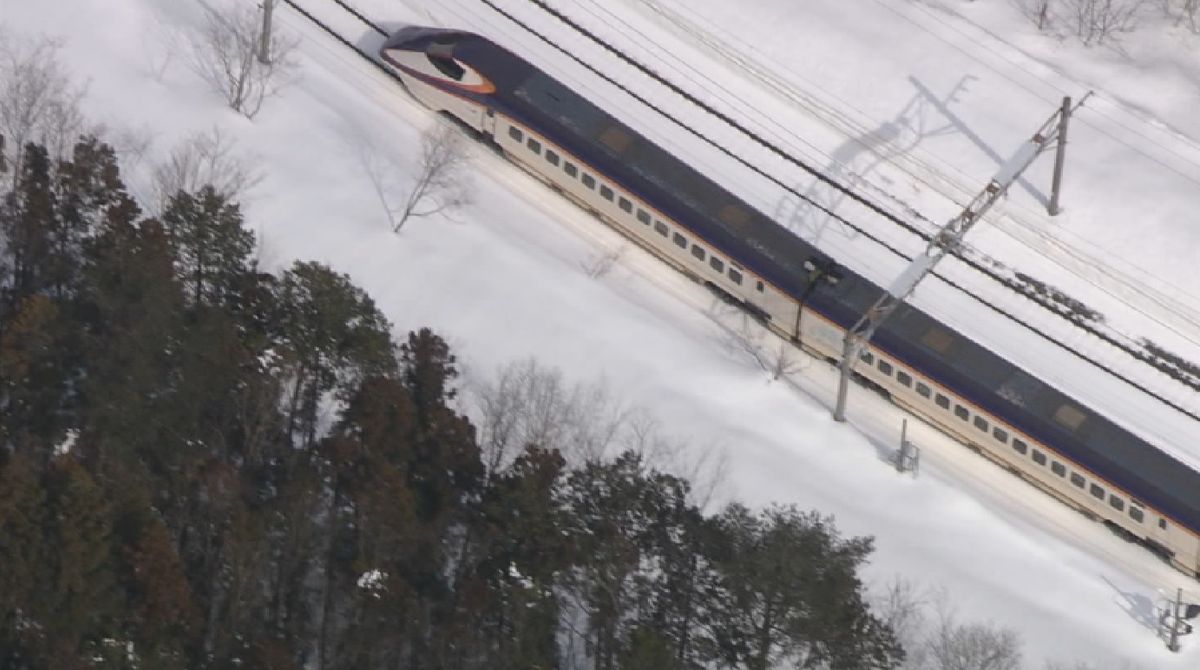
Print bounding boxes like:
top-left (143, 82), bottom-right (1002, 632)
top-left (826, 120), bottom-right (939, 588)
top-left (833, 96), bottom-right (1090, 422)
top-left (1048, 96), bottom-right (1072, 216)
top-left (258, 0), bottom-right (276, 65)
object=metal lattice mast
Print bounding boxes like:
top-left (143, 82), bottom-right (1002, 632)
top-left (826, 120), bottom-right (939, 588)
top-left (833, 95), bottom-right (1090, 422)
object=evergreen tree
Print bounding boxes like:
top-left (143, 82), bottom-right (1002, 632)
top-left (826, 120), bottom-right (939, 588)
top-left (160, 185), bottom-right (255, 309)
top-left (37, 457), bottom-right (121, 666)
top-left (0, 294), bottom-right (74, 455)
top-left (0, 142), bottom-right (56, 312)
top-left (470, 446), bottom-right (571, 669)
top-left (708, 504), bottom-right (903, 670)
top-left (111, 499), bottom-right (199, 668)
top-left (0, 452), bottom-right (47, 665)
top-left (275, 261), bottom-right (397, 446)
top-left (78, 215), bottom-right (186, 482)
top-left (561, 451), bottom-right (697, 670)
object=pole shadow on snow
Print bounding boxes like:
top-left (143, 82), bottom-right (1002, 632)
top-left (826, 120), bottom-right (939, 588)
top-left (772, 73), bottom-right (1048, 250)
top-left (1100, 574), bottom-right (1162, 634)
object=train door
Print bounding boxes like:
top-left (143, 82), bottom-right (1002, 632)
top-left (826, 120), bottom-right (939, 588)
top-left (482, 108), bottom-right (497, 138)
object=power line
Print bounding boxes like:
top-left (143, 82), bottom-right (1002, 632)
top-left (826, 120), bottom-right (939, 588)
top-left (468, 0), bottom-right (1200, 423)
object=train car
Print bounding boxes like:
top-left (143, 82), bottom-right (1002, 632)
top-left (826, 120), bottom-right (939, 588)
top-left (379, 26), bottom-right (1200, 577)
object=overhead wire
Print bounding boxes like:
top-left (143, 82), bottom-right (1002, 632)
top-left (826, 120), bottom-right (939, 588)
top-left (606, 0), bottom-right (1200, 352)
top-left (468, 0), bottom-right (1200, 422)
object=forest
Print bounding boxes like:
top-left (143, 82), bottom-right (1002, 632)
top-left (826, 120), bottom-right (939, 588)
top-left (0, 135), bottom-right (906, 669)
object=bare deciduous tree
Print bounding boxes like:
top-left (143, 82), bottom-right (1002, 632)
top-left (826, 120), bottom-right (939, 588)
top-left (0, 28), bottom-right (88, 187)
top-left (362, 121), bottom-right (472, 232)
top-left (151, 126), bottom-right (262, 212)
top-left (1066, 0), bottom-right (1144, 45)
top-left (872, 578), bottom-right (932, 669)
top-left (467, 357), bottom-right (727, 501)
top-left (926, 602), bottom-right (1022, 670)
top-left (714, 306), bottom-right (804, 381)
top-left (187, 4), bottom-right (297, 119)
top-left (1159, 0), bottom-right (1200, 31)
top-left (1018, 0), bottom-right (1056, 30)
top-left (468, 358), bottom-right (626, 474)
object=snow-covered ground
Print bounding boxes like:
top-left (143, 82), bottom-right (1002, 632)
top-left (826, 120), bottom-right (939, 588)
top-left (7, 0), bottom-right (1200, 665)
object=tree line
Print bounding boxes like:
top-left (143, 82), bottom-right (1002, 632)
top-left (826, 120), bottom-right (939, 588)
top-left (0, 135), bottom-right (906, 668)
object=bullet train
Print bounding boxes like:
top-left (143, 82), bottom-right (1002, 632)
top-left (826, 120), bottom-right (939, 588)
top-left (379, 26), bottom-right (1200, 577)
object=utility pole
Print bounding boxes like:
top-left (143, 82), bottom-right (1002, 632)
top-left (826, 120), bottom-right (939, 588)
top-left (1047, 95), bottom-right (1074, 216)
top-left (791, 257), bottom-right (841, 347)
top-left (833, 96), bottom-right (1090, 422)
top-left (1168, 587), bottom-right (1184, 652)
top-left (258, 0), bottom-right (276, 66)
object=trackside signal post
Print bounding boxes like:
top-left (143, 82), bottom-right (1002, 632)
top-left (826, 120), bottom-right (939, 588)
top-left (833, 95), bottom-right (1091, 422)
top-left (1163, 586), bottom-right (1200, 652)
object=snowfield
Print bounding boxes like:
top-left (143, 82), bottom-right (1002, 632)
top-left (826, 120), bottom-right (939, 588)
top-left (7, 0), bottom-right (1200, 665)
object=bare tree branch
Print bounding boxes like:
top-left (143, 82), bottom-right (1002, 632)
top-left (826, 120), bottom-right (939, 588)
top-left (396, 122), bottom-right (472, 231)
top-left (187, 4), bottom-right (298, 119)
top-left (151, 125), bottom-right (263, 212)
top-left (359, 121), bottom-right (473, 232)
top-left (1067, 0), bottom-right (1144, 45)
top-left (0, 27), bottom-right (89, 188)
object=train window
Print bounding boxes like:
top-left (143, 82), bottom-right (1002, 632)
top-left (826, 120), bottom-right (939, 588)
top-left (860, 351), bottom-right (874, 365)
top-left (1053, 403), bottom-right (1087, 431)
top-left (1108, 495), bottom-right (1124, 512)
top-left (691, 245), bottom-right (706, 261)
top-left (509, 126), bottom-right (523, 141)
top-left (1129, 507), bottom-right (1144, 523)
top-left (672, 232), bottom-right (687, 249)
top-left (1070, 472), bottom-right (1085, 488)
top-left (1032, 449), bottom-right (1046, 466)
top-left (1012, 438), bottom-right (1027, 455)
top-left (619, 197), bottom-right (633, 213)
top-left (1089, 483), bottom-right (1104, 500)
top-left (581, 173), bottom-right (596, 189)
top-left (878, 360), bottom-right (893, 376)
top-left (729, 268), bottom-right (743, 285)
top-left (545, 150), bottom-right (560, 166)
top-left (1051, 461), bottom-right (1066, 477)
top-left (756, 280), bottom-right (765, 293)
top-left (709, 256), bottom-right (724, 273)
top-left (526, 137), bottom-right (542, 154)
top-left (896, 370), bottom-right (912, 387)
top-left (916, 382), bottom-right (931, 398)
top-left (973, 415), bottom-right (988, 431)
top-left (1159, 518), bottom-right (1168, 530)
top-left (599, 185), bottom-right (614, 201)
top-left (564, 161), bottom-right (578, 178)
top-left (654, 221), bottom-right (669, 237)
top-left (935, 394), bottom-right (950, 410)
top-left (953, 405), bottom-right (969, 421)
top-left (921, 327), bottom-right (954, 353)
top-left (992, 427), bottom-right (1008, 442)
top-left (637, 209), bottom-right (651, 225)
top-left (427, 41), bottom-right (465, 80)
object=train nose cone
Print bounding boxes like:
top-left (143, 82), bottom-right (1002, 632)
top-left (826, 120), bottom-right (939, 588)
top-left (382, 25), bottom-right (426, 51)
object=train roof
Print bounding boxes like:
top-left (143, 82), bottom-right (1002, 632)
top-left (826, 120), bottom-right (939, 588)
top-left (444, 31), bottom-right (1200, 533)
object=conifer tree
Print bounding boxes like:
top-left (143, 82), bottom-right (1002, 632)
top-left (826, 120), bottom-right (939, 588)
top-left (0, 452), bottom-right (47, 664)
top-left (276, 261), bottom-right (397, 446)
top-left (708, 504), bottom-right (903, 670)
top-left (0, 142), bottom-right (56, 311)
top-left (160, 185), bottom-right (255, 309)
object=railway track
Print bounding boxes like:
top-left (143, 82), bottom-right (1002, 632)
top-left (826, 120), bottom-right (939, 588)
top-left (471, 0), bottom-right (1200, 418)
top-left (279, 0), bottom-right (1200, 425)
top-left (274, 0), bottom-right (1200, 596)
